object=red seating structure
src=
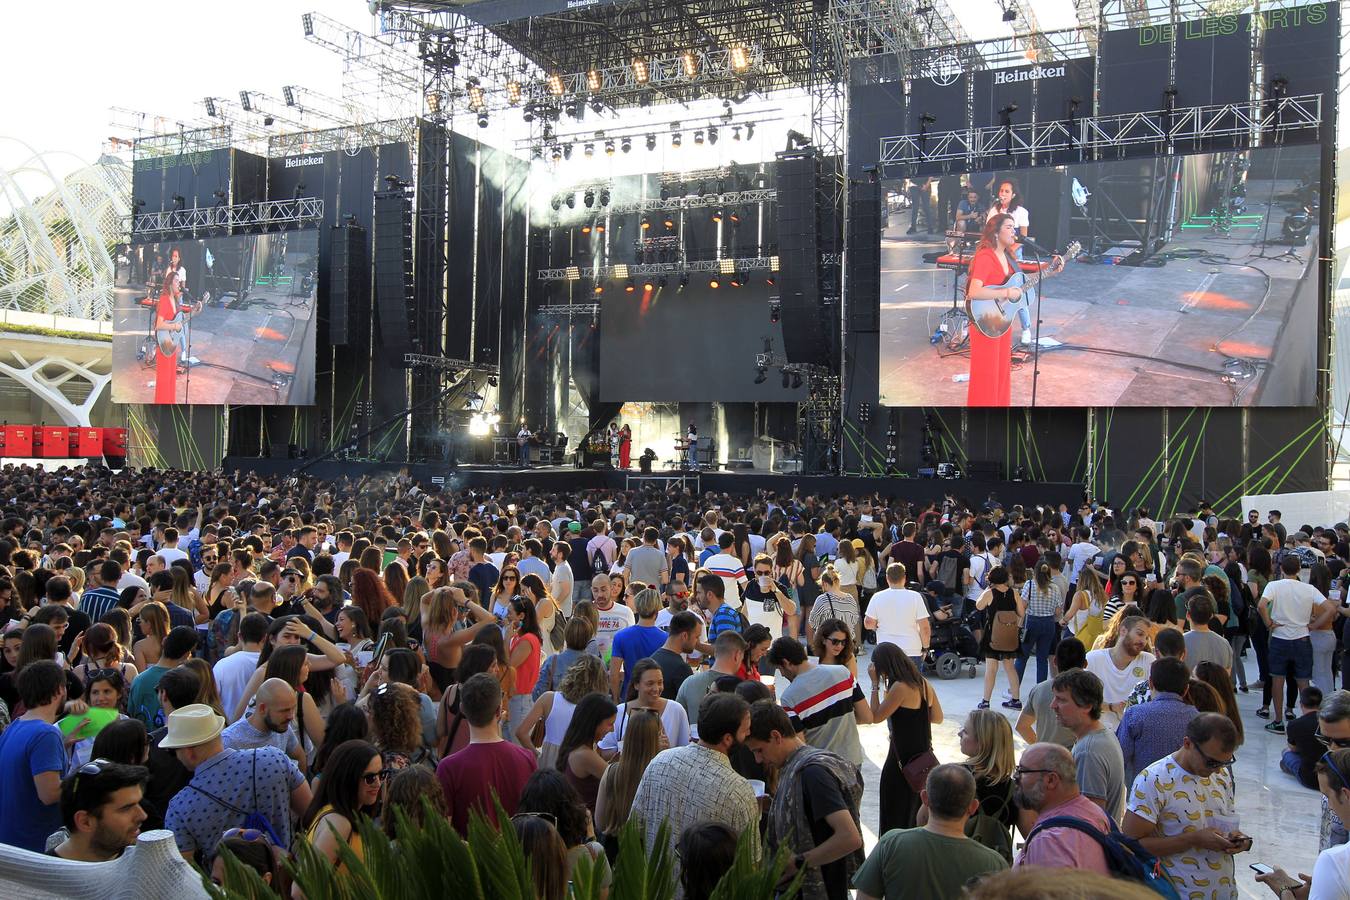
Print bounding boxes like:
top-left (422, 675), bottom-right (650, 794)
top-left (0, 426), bottom-right (125, 464)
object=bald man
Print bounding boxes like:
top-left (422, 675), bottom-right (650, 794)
top-left (220, 676), bottom-right (305, 772)
top-left (1012, 743), bottom-right (1110, 875)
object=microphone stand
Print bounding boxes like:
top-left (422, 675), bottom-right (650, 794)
top-left (1028, 245), bottom-right (1046, 409)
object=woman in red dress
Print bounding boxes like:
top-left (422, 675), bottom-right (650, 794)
top-left (152, 270), bottom-right (182, 404)
top-left (618, 424), bottom-right (632, 469)
top-left (966, 214), bottom-right (1020, 407)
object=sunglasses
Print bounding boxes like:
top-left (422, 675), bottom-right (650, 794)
top-left (1013, 766), bottom-right (1054, 780)
top-left (825, 637), bottom-right (846, 646)
top-left (221, 827), bottom-right (274, 845)
top-left (510, 811), bottom-right (558, 827)
top-left (1120, 580), bottom-right (1138, 586)
top-left (362, 768), bottom-right (392, 786)
top-left (73, 758), bottom-right (112, 789)
top-left (1196, 747), bottom-right (1237, 770)
top-left (1317, 731), bottom-right (1350, 750)
top-left (501, 576), bottom-right (517, 582)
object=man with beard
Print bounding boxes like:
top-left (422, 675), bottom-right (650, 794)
top-left (221, 677), bottom-right (305, 772)
top-left (1084, 615), bottom-right (1155, 729)
top-left (50, 762), bottom-right (149, 861)
top-left (1010, 742), bottom-right (1110, 874)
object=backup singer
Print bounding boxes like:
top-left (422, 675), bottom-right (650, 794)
top-left (965, 214), bottom-right (1021, 407)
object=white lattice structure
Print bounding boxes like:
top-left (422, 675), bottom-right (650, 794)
top-left (0, 140), bottom-right (129, 321)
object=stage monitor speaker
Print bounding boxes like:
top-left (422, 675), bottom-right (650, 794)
top-left (776, 152), bottom-right (831, 367)
top-left (847, 179), bottom-right (881, 333)
top-left (967, 459), bottom-right (1003, 480)
top-left (373, 190), bottom-right (415, 357)
top-left (328, 223), bottom-right (368, 346)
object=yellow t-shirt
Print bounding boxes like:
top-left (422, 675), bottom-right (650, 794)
top-left (304, 805), bottom-right (363, 872)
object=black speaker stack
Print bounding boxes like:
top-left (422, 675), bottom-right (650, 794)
top-left (373, 189), bottom-right (415, 357)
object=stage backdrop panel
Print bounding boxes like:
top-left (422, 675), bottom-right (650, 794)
top-left (1098, 26), bottom-right (1172, 116)
top-left (598, 282), bottom-right (805, 403)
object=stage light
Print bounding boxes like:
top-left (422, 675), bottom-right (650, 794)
top-left (204, 97), bottom-right (217, 118)
top-left (593, 283), bottom-right (604, 295)
top-left (769, 298), bottom-right (779, 322)
top-left (239, 91), bottom-right (253, 112)
top-left (584, 189), bottom-right (595, 208)
top-left (551, 195), bottom-right (562, 210)
top-left (683, 50), bottom-right (699, 78)
top-left (587, 69), bottom-right (602, 93)
top-left (302, 13), bottom-right (314, 36)
top-left (719, 259), bottom-right (736, 275)
top-left (620, 136), bottom-right (631, 153)
top-left (605, 140), bottom-right (615, 156)
top-left (625, 279), bottom-right (636, 293)
top-left (1002, 3), bottom-right (1016, 21)
top-left (708, 126), bottom-right (718, 145)
top-left (663, 215), bottom-right (675, 229)
top-left (770, 255), bottom-right (780, 271)
top-left (729, 208), bottom-right (740, 225)
top-left (730, 272), bottom-right (743, 288)
top-left (581, 223), bottom-right (592, 234)
top-left (791, 372), bottom-right (803, 389)
top-left (766, 274), bottom-right (776, 286)
top-left (746, 122), bottom-right (755, 140)
top-left (732, 125), bottom-right (741, 140)
top-left (584, 143), bottom-right (594, 158)
top-left (781, 370), bottom-right (791, 388)
top-left (599, 189), bottom-right (610, 206)
top-left (477, 113), bottom-right (489, 129)
top-left (548, 72), bottom-right (565, 96)
top-left (641, 218), bottom-right (651, 231)
top-left (730, 45), bottom-right (750, 72)
top-left (657, 275), bottom-right (668, 289)
top-left (697, 181), bottom-right (706, 197)
top-left (172, 195), bottom-right (186, 210)
top-left (712, 209), bottom-right (724, 223)
top-left (551, 145), bottom-right (562, 162)
top-left (467, 84), bottom-right (486, 111)
top-left (507, 81), bottom-right (522, 105)
top-left (709, 276), bottom-right (720, 289)
top-left (638, 92), bottom-right (652, 108)
top-left (563, 143), bottom-right (573, 159)
top-left (426, 91), bottom-right (443, 114)
top-left (613, 264), bottom-right (629, 278)
top-left (632, 56), bottom-right (649, 83)
top-left (595, 223), bottom-right (605, 234)
top-left (565, 193), bottom-right (576, 208)
top-left (646, 134), bottom-right (657, 151)
top-left (671, 132), bottom-right (682, 148)
top-left (678, 275), bottom-right (689, 292)
top-left (754, 369), bottom-right (767, 385)
top-left (565, 265), bottom-right (581, 281)
top-left (694, 130), bottom-right (705, 145)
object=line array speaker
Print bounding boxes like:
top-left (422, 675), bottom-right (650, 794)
top-left (328, 223), bottom-right (368, 347)
top-left (775, 152), bottom-right (832, 367)
top-left (373, 189), bottom-right (415, 357)
top-left (847, 179), bottom-right (881, 333)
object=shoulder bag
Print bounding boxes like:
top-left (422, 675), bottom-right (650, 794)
top-left (899, 682), bottom-right (940, 793)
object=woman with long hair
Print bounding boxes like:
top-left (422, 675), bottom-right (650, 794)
top-left (515, 654), bottom-right (610, 770)
top-left (735, 624), bottom-right (773, 683)
top-left (419, 585), bottom-right (496, 691)
top-left (1193, 660), bottom-right (1244, 747)
top-left (518, 768), bottom-right (613, 895)
top-left (972, 569), bottom-right (1020, 712)
top-left (1307, 561), bottom-right (1339, 695)
top-left (369, 680), bottom-right (436, 771)
top-left (833, 538), bottom-right (860, 605)
top-left (794, 533), bottom-right (822, 639)
top-left (167, 565), bottom-right (209, 624)
top-left (811, 617), bottom-right (858, 677)
top-left (182, 657), bottom-right (226, 718)
top-left (932, 708), bottom-right (1017, 860)
top-left (382, 766), bottom-right (447, 841)
top-left (506, 594), bottom-right (544, 743)
top-left (594, 706), bottom-right (663, 845)
top-left (97, 608), bottom-right (135, 660)
top-left (869, 641), bottom-right (943, 833)
top-left (350, 568), bottom-right (395, 626)
top-left (133, 601), bottom-right (170, 671)
top-left (1143, 587), bottom-right (1181, 644)
top-left (667, 535), bottom-right (691, 599)
top-left (300, 739), bottom-right (385, 872)
top-left (71, 623), bottom-right (137, 686)
top-left (770, 536), bottom-right (805, 638)
top-left (204, 563), bottom-right (237, 619)
top-left (491, 565), bottom-right (523, 623)
top-left (599, 657), bottom-right (689, 756)
top-left (520, 573), bottom-right (561, 656)
top-left (380, 561), bottom-right (409, 610)
top-left (90, 717), bottom-right (148, 767)
top-left (555, 692), bottom-right (618, 813)
top-left (1103, 563), bottom-right (1142, 625)
top-left (436, 644), bottom-right (500, 758)
top-left (311, 702), bottom-right (371, 778)
top-left (808, 566), bottom-right (861, 646)
top-left (1061, 566), bottom-right (1107, 650)
top-left (513, 815), bottom-right (569, 900)
top-left (401, 575), bottom-right (430, 618)
top-left (964, 213), bottom-right (1023, 406)
top-left (66, 668), bottom-right (129, 773)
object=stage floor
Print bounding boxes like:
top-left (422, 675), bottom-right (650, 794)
top-left (879, 178), bottom-right (1319, 408)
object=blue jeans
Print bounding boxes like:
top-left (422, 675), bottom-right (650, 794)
top-left (1015, 615), bottom-right (1057, 686)
top-left (1281, 749), bottom-right (1302, 779)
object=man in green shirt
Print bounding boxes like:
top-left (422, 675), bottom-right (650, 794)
top-left (127, 627), bottom-right (197, 730)
top-left (853, 764), bottom-right (1007, 899)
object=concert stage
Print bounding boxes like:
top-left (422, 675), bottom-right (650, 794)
top-left (222, 456), bottom-right (1082, 506)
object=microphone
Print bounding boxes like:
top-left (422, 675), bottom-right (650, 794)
top-left (1017, 236), bottom-right (1057, 257)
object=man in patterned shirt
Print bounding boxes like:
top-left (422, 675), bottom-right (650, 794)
top-left (630, 692), bottom-right (760, 892)
top-left (1122, 713), bottom-right (1251, 900)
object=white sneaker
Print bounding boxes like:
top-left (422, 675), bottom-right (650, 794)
top-left (1020, 329), bottom-right (1032, 345)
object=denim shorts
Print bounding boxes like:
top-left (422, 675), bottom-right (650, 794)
top-left (1268, 636), bottom-right (1313, 681)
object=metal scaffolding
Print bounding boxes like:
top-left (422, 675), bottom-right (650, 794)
top-left (127, 198), bottom-right (325, 239)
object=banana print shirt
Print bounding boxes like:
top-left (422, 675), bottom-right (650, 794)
top-left (1126, 754), bottom-right (1237, 900)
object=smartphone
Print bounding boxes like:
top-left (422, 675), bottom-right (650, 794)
top-left (370, 632), bottom-right (392, 668)
top-left (1250, 864), bottom-right (1299, 891)
top-left (1250, 864), bottom-right (1274, 875)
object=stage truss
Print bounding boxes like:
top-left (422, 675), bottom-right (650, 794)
top-left (127, 199), bottom-right (325, 240)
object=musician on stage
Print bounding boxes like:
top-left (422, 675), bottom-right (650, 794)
top-left (517, 423), bottom-right (532, 468)
top-left (946, 187), bottom-right (984, 252)
top-left (986, 179), bottom-right (1034, 345)
top-left (685, 423), bottom-right (698, 470)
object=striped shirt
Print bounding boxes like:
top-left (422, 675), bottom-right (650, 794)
top-left (78, 586), bottom-right (122, 622)
top-left (779, 663), bottom-right (865, 767)
top-left (703, 553), bottom-right (749, 608)
top-left (1021, 579), bottom-right (1065, 618)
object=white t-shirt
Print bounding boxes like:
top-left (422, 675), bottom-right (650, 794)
top-left (1312, 840), bottom-right (1350, 900)
top-left (987, 204), bottom-right (1031, 232)
top-left (157, 546), bottom-right (188, 566)
top-left (214, 649), bottom-right (261, 723)
top-left (1085, 648), bottom-right (1156, 706)
top-left (550, 561), bottom-right (574, 616)
top-left (599, 699), bottom-right (691, 752)
top-left (117, 572), bottom-right (149, 593)
top-left (331, 551), bottom-right (350, 571)
top-left (594, 603), bottom-right (635, 659)
top-left (867, 587), bottom-right (929, 656)
top-left (702, 552), bottom-right (748, 610)
top-left (1066, 542), bottom-right (1100, 582)
top-left (1263, 577), bottom-right (1325, 640)
top-left (966, 553), bottom-right (996, 602)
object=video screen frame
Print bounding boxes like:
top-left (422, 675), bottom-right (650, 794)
top-left (112, 230), bottom-right (319, 406)
top-left (877, 144), bottom-right (1322, 407)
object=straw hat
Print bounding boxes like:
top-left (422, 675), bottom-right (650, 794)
top-left (157, 703), bottom-right (225, 749)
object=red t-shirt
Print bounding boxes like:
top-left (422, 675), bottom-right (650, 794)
top-left (436, 740), bottom-right (537, 835)
top-left (157, 291), bottom-right (177, 326)
top-left (967, 246), bottom-right (1012, 294)
top-left (511, 632), bottom-right (541, 695)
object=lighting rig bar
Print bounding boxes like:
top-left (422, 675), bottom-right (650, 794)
top-left (132, 125), bottom-right (233, 159)
top-left (879, 94), bottom-right (1323, 169)
top-left (268, 119), bottom-right (419, 156)
top-left (602, 189), bottom-right (777, 216)
top-left (128, 199), bottom-right (324, 238)
top-left (526, 114), bottom-right (778, 156)
top-left (538, 256), bottom-right (778, 281)
top-left (538, 304), bottom-right (601, 318)
top-left (403, 354), bottom-right (500, 375)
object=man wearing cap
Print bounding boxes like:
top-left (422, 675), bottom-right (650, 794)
top-left (162, 703), bottom-right (311, 865)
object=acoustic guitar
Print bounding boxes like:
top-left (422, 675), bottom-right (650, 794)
top-left (155, 300), bottom-right (203, 357)
top-left (965, 241), bottom-right (1081, 339)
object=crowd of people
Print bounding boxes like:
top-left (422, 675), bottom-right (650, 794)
top-left (0, 465), bottom-right (1342, 899)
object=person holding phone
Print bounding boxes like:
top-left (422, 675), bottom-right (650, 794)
top-left (1255, 747), bottom-right (1350, 899)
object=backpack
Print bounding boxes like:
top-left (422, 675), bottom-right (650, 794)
top-left (970, 553), bottom-right (995, 591)
top-left (1025, 816), bottom-right (1182, 899)
top-left (963, 781), bottom-right (1014, 862)
top-left (186, 749), bottom-right (288, 856)
top-left (936, 554), bottom-right (961, 594)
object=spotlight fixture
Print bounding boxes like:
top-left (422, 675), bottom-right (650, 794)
top-left (477, 113), bottom-right (489, 129)
top-left (172, 194), bottom-right (186, 210)
top-left (263, 114), bottom-right (276, 126)
top-left (678, 274), bottom-right (689, 292)
top-left (729, 272), bottom-right (743, 288)
top-left (426, 90), bottom-right (443, 114)
top-left (599, 188), bottom-right (610, 206)
top-left (605, 140), bottom-right (615, 156)
top-left (657, 275), bottom-right (668, 289)
top-left (564, 265), bottom-right (581, 281)
top-left (587, 69), bottom-right (602, 92)
top-left (754, 369), bottom-right (767, 385)
top-left (781, 369), bottom-right (791, 388)
top-left (625, 279), bottom-right (636, 293)
top-left (239, 91), bottom-right (253, 112)
top-left (547, 72), bottom-right (564, 95)
top-left (646, 133), bottom-right (657, 151)
top-left (1002, 4), bottom-right (1017, 21)
top-left (563, 143), bottom-right (574, 160)
top-left (641, 217), bottom-right (651, 231)
top-left (506, 81), bottom-right (522, 105)
top-left (581, 223), bottom-right (592, 234)
top-left (584, 189), bottom-right (595, 208)
top-left (659, 185), bottom-right (670, 200)
top-left (467, 84), bottom-right (486, 111)
top-left (204, 97), bottom-right (218, 118)
top-left (712, 208), bottom-right (724, 223)
top-left (732, 125), bottom-right (741, 141)
top-left (550, 145), bottom-right (562, 162)
top-left (595, 222), bottom-right (605, 234)
top-left (709, 276), bottom-right (720, 289)
top-left (729, 45), bottom-right (750, 72)
top-left (746, 122), bottom-right (755, 140)
top-left (551, 195), bottom-right (562, 211)
top-left (671, 132), bottom-right (682, 148)
top-left (632, 56), bottom-right (650, 84)
top-left (565, 193), bottom-right (576, 209)
top-left (663, 215), bottom-right (675, 229)
top-left (642, 278), bottom-right (655, 292)
top-left (593, 283), bottom-right (604, 295)
top-left (694, 130), bottom-right (705, 145)
top-left (769, 299), bottom-right (780, 323)
top-left (620, 136), bottom-right (631, 153)
top-left (765, 274), bottom-right (776, 286)
top-left (729, 209), bottom-right (740, 225)
top-left (719, 259), bottom-right (736, 275)
top-left (584, 142), bottom-right (595, 158)
top-left (682, 50), bottom-right (699, 78)
top-left (708, 126), bottom-right (718, 145)
top-left (791, 372), bottom-right (803, 389)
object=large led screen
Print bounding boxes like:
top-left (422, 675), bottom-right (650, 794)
top-left (878, 145), bottom-right (1321, 406)
top-left (112, 231), bottom-right (318, 405)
